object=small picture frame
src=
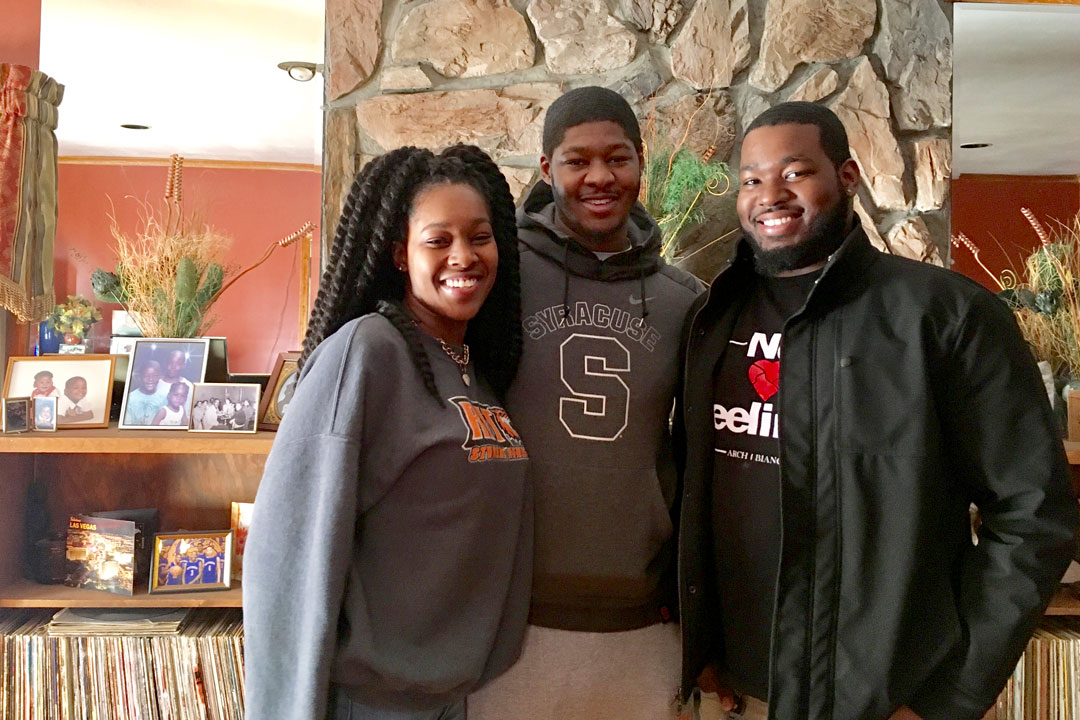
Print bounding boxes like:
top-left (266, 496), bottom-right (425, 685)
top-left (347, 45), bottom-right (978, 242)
top-left (230, 501), bottom-right (254, 582)
top-left (150, 530), bottom-right (233, 593)
top-left (108, 336), bottom-right (137, 356)
top-left (111, 310), bottom-right (143, 337)
top-left (258, 351), bottom-right (301, 430)
top-left (3, 354), bottom-right (116, 429)
top-left (1068, 389), bottom-right (1080, 442)
top-left (119, 338), bottom-right (210, 429)
top-left (2, 397), bottom-right (30, 433)
top-left (189, 383), bottom-right (260, 433)
top-left (32, 396), bottom-right (57, 432)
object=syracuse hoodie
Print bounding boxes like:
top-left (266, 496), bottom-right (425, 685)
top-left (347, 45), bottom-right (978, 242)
top-left (510, 181), bottom-right (702, 631)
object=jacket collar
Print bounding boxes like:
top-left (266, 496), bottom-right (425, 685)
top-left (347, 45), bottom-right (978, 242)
top-left (708, 223), bottom-right (880, 306)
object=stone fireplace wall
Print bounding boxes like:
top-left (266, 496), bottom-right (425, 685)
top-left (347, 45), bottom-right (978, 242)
top-left (323, 0), bottom-right (952, 279)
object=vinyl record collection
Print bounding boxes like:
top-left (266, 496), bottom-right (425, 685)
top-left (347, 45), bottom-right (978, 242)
top-left (993, 618), bottom-right (1080, 720)
top-left (0, 608), bottom-right (244, 720)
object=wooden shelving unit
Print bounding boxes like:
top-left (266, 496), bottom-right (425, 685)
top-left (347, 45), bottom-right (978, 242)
top-left (1049, 440), bottom-right (1080, 615)
top-left (1064, 440), bottom-right (1080, 466)
top-left (0, 430), bottom-right (1076, 615)
top-left (0, 424), bottom-right (276, 454)
top-left (1047, 585), bottom-right (1080, 615)
top-left (0, 423), bottom-right (272, 608)
top-left (0, 578), bottom-right (242, 608)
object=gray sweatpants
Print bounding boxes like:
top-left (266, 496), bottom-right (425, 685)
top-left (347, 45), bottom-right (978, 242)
top-left (327, 686), bottom-right (466, 720)
top-left (468, 623), bottom-right (684, 720)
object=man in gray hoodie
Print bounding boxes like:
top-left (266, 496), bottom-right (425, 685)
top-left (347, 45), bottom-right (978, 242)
top-left (469, 87), bottom-right (704, 720)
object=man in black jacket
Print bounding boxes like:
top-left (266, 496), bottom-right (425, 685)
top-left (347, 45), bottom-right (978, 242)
top-left (676, 101), bottom-right (1078, 720)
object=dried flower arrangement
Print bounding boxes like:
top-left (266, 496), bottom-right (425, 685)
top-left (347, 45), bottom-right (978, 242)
top-left (951, 209), bottom-right (1080, 379)
top-left (47, 294), bottom-right (102, 341)
top-left (91, 155), bottom-right (313, 338)
top-left (639, 97), bottom-right (733, 261)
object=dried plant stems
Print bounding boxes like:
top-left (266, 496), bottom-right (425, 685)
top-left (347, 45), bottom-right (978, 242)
top-left (640, 91), bottom-right (732, 261)
top-left (97, 158), bottom-right (317, 340)
top-left (1024, 208), bottom-right (1080, 377)
top-left (1016, 309), bottom-right (1080, 379)
top-left (954, 210), bottom-right (1080, 379)
top-left (108, 206), bottom-right (231, 338)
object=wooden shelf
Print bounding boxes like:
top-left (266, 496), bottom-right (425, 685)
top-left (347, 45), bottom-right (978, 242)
top-left (0, 423), bottom-right (276, 454)
top-left (1046, 584), bottom-right (1080, 615)
top-left (0, 578), bottom-right (242, 608)
top-left (1065, 440), bottom-right (1080, 465)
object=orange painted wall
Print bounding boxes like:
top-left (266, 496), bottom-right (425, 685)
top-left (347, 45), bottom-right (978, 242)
top-left (950, 174), bottom-right (1080, 291)
top-left (55, 162), bottom-right (321, 373)
top-left (0, 0), bottom-right (41, 69)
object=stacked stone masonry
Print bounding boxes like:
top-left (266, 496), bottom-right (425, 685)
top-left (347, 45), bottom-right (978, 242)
top-left (324, 0), bottom-right (953, 276)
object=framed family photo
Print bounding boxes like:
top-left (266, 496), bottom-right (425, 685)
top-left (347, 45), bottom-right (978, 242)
top-left (33, 396), bottom-right (57, 432)
top-left (119, 338), bottom-right (209, 430)
top-left (2, 397), bottom-right (30, 433)
top-left (258, 351), bottom-right (300, 430)
top-left (150, 530), bottom-right (233, 593)
top-left (3, 354), bottom-right (116, 429)
top-left (190, 383), bottom-right (260, 433)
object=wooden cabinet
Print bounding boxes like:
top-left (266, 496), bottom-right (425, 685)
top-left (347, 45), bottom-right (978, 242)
top-left (0, 425), bottom-right (273, 608)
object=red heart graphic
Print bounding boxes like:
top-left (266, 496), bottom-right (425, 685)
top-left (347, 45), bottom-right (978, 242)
top-left (748, 359), bottom-right (780, 402)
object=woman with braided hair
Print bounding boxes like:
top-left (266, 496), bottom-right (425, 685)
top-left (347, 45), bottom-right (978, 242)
top-left (244, 145), bottom-right (531, 720)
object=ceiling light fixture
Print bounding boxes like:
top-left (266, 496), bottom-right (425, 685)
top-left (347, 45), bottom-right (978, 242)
top-left (960, 142), bottom-right (992, 149)
top-left (277, 61), bottom-right (323, 82)
top-left (120, 124), bottom-right (150, 130)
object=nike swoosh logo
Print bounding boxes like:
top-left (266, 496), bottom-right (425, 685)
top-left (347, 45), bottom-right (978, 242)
top-left (629, 295), bottom-right (655, 305)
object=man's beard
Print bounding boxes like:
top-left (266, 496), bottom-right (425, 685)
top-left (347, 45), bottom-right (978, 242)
top-left (743, 196), bottom-right (853, 276)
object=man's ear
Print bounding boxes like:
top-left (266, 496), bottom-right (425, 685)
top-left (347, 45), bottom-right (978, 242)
top-left (838, 158), bottom-right (860, 197)
top-left (540, 154), bottom-right (552, 185)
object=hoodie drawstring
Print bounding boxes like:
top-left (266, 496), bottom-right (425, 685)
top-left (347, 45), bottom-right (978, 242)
top-left (562, 242), bottom-right (571, 319)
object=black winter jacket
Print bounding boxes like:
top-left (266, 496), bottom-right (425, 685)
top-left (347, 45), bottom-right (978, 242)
top-left (676, 228), bottom-right (1077, 720)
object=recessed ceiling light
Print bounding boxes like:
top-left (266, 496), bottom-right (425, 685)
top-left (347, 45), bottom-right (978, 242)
top-left (960, 142), bottom-right (992, 149)
top-left (120, 124), bottom-right (150, 130)
top-left (277, 61), bottom-right (322, 82)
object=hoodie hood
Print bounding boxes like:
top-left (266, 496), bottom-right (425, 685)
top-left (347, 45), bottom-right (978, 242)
top-left (517, 181), bottom-right (666, 281)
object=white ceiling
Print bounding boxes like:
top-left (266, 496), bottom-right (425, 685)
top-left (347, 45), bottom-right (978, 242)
top-left (953, 2), bottom-right (1080, 177)
top-left (39, 0), bottom-right (324, 165)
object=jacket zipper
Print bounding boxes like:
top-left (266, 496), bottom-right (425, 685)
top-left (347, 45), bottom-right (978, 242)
top-left (802, 320), bottom-right (819, 718)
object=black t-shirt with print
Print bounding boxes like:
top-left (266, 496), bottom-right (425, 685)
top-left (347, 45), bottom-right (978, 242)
top-left (711, 269), bottom-right (818, 700)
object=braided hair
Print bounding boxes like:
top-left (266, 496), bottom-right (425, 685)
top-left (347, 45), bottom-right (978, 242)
top-left (439, 145), bottom-right (522, 401)
top-left (301, 145), bottom-right (522, 404)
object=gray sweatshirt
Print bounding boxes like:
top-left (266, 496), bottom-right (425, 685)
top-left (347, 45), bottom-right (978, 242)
top-left (511, 182), bottom-right (703, 631)
top-left (243, 314), bottom-right (532, 718)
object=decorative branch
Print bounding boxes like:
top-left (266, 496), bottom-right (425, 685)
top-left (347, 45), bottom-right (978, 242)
top-left (1023, 207), bottom-right (1051, 247)
top-left (950, 232), bottom-right (1005, 290)
top-left (208, 222), bottom-right (313, 306)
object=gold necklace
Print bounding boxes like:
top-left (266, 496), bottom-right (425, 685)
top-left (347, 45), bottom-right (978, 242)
top-left (437, 338), bottom-right (470, 387)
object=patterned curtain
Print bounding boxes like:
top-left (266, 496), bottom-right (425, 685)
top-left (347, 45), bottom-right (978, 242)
top-left (0, 63), bottom-right (63, 322)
